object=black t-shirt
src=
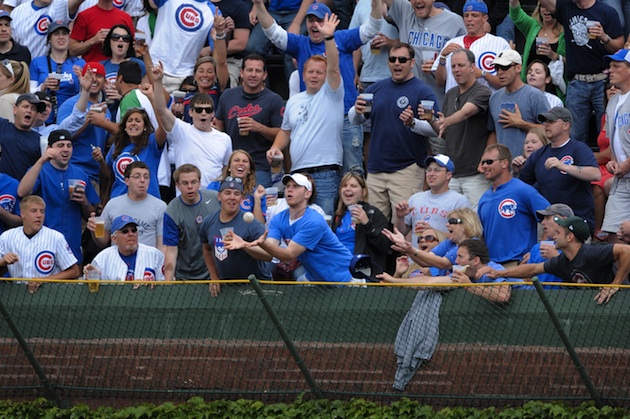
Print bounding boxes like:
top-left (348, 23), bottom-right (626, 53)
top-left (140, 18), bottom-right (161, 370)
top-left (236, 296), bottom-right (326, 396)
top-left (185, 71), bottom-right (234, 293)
top-left (213, 0), bottom-right (251, 58)
top-left (0, 39), bottom-right (31, 64)
top-left (544, 243), bottom-right (615, 284)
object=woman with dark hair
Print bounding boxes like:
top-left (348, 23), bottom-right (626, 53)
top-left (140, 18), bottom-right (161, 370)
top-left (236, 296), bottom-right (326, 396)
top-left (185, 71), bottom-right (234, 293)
top-left (100, 25), bottom-right (148, 107)
top-left (526, 60), bottom-right (563, 108)
top-left (101, 24), bottom-right (147, 83)
top-left (333, 171), bottom-right (392, 272)
top-left (99, 108), bottom-right (166, 200)
top-left (30, 21), bottom-right (85, 123)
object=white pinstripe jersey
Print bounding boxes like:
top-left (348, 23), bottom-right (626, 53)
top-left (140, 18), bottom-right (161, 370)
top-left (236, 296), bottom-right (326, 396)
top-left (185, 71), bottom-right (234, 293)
top-left (0, 225), bottom-right (77, 279)
top-left (91, 243), bottom-right (165, 281)
top-left (11, 0), bottom-right (70, 58)
top-left (433, 33), bottom-right (510, 94)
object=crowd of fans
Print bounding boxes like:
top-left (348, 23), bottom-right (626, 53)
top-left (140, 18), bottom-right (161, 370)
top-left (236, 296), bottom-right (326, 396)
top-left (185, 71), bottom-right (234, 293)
top-left (0, 0), bottom-right (628, 306)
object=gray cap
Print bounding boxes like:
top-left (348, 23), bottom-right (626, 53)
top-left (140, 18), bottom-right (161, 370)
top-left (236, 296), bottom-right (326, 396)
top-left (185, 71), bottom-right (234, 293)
top-left (538, 107), bottom-right (573, 124)
top-left (536, 203), bottom-right (574, 221)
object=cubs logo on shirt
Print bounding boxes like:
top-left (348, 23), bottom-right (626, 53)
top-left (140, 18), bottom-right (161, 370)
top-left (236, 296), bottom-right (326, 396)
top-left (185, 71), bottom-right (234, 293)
top-left (113, 153), bottom-right (139, 183)
top-left (498, 198), bottom-right (517, 219)
top-left (478, 51), bottom-right (497, 74)
top-left (35, 251), bottom-right (55, 275)
top-left (34, 15), bottom-right (52, 36)
top-left (0, 194), bottom-right (16, 213)
top-left (175, 4), bottom-right (204, 32)
top-left (196, 215), bottom-right (204, 224)
top-left (396, 96), bottom-right (410, 109)
top-left (143, 268), bottom-right (156, 281)
top-left (559, 155), bottom-right (573, 175)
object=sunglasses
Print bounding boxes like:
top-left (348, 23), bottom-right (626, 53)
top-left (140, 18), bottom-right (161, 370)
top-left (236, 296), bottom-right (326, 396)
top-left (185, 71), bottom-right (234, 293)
top-left (224, 176), bottom-right (243, 183)
top-left (448, 218), bottom-right (463, 225)
top-left (192, 106), bottom-right (214, 114)
top-left (388, 56), bottom-right (411, 64)
top-left (2, 59), bottom-right (13, 78)
top-left (494, 63), bottom-right (515, 72)
top-left (111, 33), bottom-right (132, 42)
top-left (419, 234), bottom-right (437, 243)
top-left (481, 159), bottom-right (499, 166)
top-left (120, 226), bottom-right (138, 234)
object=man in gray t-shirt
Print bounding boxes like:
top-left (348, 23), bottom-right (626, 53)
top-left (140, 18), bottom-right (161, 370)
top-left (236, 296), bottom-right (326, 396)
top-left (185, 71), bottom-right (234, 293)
top-left (87, 161), bottom-right (167, 250)
top-left (163, 164), bottom-right (220, 281)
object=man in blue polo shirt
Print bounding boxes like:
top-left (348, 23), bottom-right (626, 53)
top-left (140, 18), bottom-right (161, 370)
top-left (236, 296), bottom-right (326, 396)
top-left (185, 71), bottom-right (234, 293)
top-left (17, 129), bottom-right (99, 263)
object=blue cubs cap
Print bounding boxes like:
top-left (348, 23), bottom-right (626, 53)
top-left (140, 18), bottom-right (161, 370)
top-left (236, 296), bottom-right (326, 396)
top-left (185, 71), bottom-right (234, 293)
top-left (306, 2), bottom-right (332, 19)
top-left (604, 48), bottom-right (630, 64)
top-left (463, 0), bottom-right (488, 14)
top-left (0, 11), bottom-right (11, 21)
top-left (111, 215), bottom-right (138, 232)
top-left (425, 154), bottom-right (455, 173)
top-left (219, 176), bottom-right (244, 193)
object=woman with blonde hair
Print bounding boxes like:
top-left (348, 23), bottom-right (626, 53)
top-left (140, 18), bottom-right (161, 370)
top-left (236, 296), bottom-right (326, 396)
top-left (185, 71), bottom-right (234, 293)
top-left (333, 171), bottom-right (391, 271)
top-left (0, 59), bottom-right (30, 121)
top-left (378, 228), bottom-right (445, 282)
top-left (207, 150), bottom-right (266, 223)
top-left (512, 126), bottom-right (550, 177)
top-left (383, 207), bottom-right (483, 276)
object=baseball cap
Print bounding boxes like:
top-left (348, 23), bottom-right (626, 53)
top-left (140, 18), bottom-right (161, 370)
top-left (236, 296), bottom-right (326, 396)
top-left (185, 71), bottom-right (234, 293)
top-left (536, 203), bottom-right (574, 221)
top-left (604, 48), bottom-right (630, 64)
top-left (282, 173), bottom-right (312, 191)
top-left (425, 154), bottom-right (455, 173)
top-left (16, 93), bottom-right (46, 113)
top-left (305, 2), bottom-right (332, 19)
top-left (554, 216), bottom-right (590, 242)
top-left (47, 20), bottom-right (70, 40)
top-left (35, 91), bottom-right (53, 104)
top-left (82, 62), bottom-right (106, 77)
top-left (111, 215), bottom-right (138, 232)
top-left (462, 0), bottom-right (488, 14)
top-left (538, 107), bottom-right (573, 124)
top-left (0, 11), bottom-right (12, 21)
top-left (219, 176), bottom-right (244, 193)
top-left (48, 129), bottom-right (72, 146)
top-left (492, 49), bottom-right (522, 66)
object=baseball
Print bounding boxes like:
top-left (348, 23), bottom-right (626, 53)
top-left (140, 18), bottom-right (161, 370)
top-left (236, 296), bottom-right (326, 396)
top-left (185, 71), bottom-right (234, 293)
top-left (243, 211), bottom-right (254, 223)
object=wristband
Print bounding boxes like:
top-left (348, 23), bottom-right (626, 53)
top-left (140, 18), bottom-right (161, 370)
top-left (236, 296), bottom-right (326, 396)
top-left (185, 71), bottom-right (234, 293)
top-left (324, 36), bottom-right (334, 41)
top-left (216, 33), bottom-right (226, 40)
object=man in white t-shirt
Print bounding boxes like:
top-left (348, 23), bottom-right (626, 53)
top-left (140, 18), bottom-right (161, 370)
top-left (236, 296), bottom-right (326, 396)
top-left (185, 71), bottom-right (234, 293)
top-left (266, 13), bottom-right (343, 216)
top-left (151, 61), bottom-right (232, 189)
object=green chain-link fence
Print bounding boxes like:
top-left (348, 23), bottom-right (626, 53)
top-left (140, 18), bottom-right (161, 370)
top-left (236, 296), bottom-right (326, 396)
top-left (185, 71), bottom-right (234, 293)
top-left (0, 278), bottom-right (628, 408)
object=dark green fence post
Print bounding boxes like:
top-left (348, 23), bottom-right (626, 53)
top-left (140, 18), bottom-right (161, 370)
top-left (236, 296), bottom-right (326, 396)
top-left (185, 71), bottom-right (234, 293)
top-left (248, 275), bottom-right (324, 398)
top-left (532, 278), bottom-right (602, 407)
top-left (0, 297), bottom-right (62, 406)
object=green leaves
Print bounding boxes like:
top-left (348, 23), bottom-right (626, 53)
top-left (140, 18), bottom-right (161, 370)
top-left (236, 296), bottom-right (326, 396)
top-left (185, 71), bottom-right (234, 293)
top-left (0, 398), bottom-right (627, 418)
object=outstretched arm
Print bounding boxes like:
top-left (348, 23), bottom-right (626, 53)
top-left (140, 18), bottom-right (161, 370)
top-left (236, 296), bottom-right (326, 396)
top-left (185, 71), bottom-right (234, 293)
top-left (319, 14), bottom-right (342, 91)
top-left (150, 62), bottom-right (176, 132)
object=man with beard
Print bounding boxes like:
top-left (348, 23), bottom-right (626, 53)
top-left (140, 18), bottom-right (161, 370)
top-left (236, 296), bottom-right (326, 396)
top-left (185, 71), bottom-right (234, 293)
top-left (17, 129), bottom-right (99, 264)
top-left (84, 214), bottom-right (165, 282)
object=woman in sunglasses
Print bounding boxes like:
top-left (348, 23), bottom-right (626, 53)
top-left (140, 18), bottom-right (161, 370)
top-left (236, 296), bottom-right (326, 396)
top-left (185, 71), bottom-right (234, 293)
top-left (383, 207), bottom-right (483, 276)
top-left (0, 59), bottom-right (31, 122)
top-left (332, 172), bottom-right (392, 273)
top-left (30, 21), bottom-right (85, 123)
top-left (207, 150), bottom-right (267, 223)
top-left (101, 25), bottom-right (148, 86)
top-left (378, 228), bottom-right (445, 282)
top-left (100, 107), bottom-right (166, 200)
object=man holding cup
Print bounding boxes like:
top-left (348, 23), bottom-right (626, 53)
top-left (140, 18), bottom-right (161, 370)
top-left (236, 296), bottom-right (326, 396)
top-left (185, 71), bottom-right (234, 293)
top-left (17, 129), bottom-right (99, 264)
top-left (348, 42), bottom-right (440, 222)
top-left (214, 54), bottom-right (285, 188)
top-left (200, 176), bottom-right (271, 297)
